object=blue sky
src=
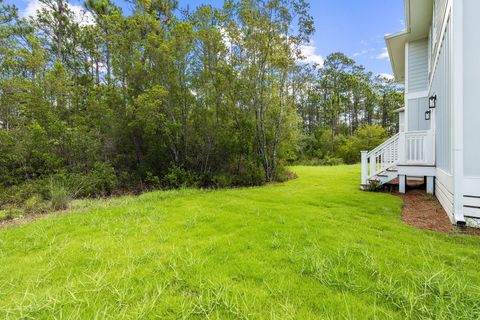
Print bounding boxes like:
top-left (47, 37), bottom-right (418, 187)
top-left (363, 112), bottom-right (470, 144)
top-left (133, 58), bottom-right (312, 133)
top-left (11, 0), bottom-right (405, 76)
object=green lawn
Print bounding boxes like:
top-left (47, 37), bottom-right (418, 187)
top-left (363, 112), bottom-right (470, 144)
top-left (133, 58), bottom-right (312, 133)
top-left (1, 166), bottom-right (480, 319)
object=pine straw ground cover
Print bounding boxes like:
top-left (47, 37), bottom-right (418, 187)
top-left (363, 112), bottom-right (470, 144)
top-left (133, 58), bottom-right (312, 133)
top-left (0, 166), bottom-right (480, 319)
top-left (399, 189), bottom-right (480, 235)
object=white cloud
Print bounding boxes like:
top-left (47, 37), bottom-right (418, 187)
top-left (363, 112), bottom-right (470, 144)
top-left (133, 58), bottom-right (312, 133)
top-left (21, 0), bottom-right (94, 26)
top-left (21, 0), bottom-right (43, 19)
top-left (353, 49), bottom-right (368, 57)
top-left (378, 73), bottom-right (394, 80)
top-left (353, 47), bottom-right (375, 58)
top-left (299, 41), bottom-right (324, 67)
top-left (376, 47), bottom-right (390, 60)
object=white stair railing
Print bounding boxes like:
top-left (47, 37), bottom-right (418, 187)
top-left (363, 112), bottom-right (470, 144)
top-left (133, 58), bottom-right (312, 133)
top-left (361, 130), bottom-right (435, 186)
top-left (404, 131), bottom-right (435, 165)
top-left (361, 133), bottom-right (400, 185)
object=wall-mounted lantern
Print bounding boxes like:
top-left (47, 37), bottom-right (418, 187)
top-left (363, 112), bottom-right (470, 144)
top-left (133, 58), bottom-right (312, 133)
top-left (429, 94), bottom-right (437, 109)
top-left (425, 110), bottom-right (431, 121)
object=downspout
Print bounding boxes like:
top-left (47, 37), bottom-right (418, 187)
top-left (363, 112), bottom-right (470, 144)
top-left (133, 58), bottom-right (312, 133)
top-left (452, 0), bottom-right (466, 226)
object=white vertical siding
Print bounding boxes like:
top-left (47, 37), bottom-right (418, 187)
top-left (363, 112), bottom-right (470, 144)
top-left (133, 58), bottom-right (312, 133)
top-left (432, 0), bottom-right (448, 59)
top-left (407, 97), bottom-right (430, 131)
top-left (462, 0), bottom-right (480, 224)
top-left (407, 40), bottom-right (429, 93)
top-left (436, 169), bottom-right (454, 222)
top-left (463, 0), bottom-right (480, 178)
top-left (430, 18), bottom-right (452, 175)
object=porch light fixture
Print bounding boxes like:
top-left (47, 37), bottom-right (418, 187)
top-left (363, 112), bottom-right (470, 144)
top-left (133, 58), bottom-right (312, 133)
top-left (425, 110), bottom-right (431, 121)
top-left (429, 94), bottom-right (437, 109)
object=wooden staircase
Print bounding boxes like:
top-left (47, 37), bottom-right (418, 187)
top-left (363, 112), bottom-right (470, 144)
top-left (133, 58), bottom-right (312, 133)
top-left (369, 165), bottom-right (398, 185)
top-left (361, 130), bottom-right (436, 192)
top-left (361, 133), bottom-right (400, 190)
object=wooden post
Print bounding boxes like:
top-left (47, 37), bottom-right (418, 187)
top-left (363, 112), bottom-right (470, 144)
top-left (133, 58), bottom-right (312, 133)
top-left (425, 131), bottom-right (435, 165)
top-left (399, 175), bottom-right (406, 194)
top-left (361, 151), bottom-right (368, 186)
top-left (426, 176), bottom-right (434, 194)
top-left (398, 132), bottom-right (406, 164)
top-left (370, 154), bottom-right (376, 178)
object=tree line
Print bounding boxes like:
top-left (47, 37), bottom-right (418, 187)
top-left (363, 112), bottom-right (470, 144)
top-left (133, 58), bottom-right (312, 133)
top-left (0, 0), bottom-right (403, 208)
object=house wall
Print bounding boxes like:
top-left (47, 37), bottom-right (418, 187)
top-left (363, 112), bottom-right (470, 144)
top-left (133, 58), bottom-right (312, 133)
top-left (430, 18), bottom-right (452, 175)
top-left (428, 9), bottom-right (454, 219)
top-left (405, 39), bottom-right (430, 133)
top-left (432, 0), bottom-right (449, 68)
top-left (463, 0), bottom-right (480, 178)
top-left (462, 0), bottom-right (480, 221)
top-left (407, 97), bottom-right (429, 131)
top-left (408, 97), bottom-right (430, 131)
top-left (407, 40), bottom-right (429, 93)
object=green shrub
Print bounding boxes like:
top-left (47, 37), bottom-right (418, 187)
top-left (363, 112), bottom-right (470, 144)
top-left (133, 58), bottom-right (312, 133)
top-left (275, 166), bottom-right (297, 182)
top-left (0, 180), bottom-right (50, 208)
top-left (0, 206), bottom-right (24, 221)
top-left (229, 161), bottom-right (266, 186)
top-left (213, 174), bottom-right (232, 188)
top-left (366, 179), bottom-right (381, 192)
top-left (87, 162), bottom-right (118, 195)
top-left (144, 171), bottom-right (161, 188)
top-left (320, 156), bottom-right (344, 166)
top-left (24, 195), bottom-right (48, 214)
top-left (49, 179), bottom-right (70, 211)
top-left (163, 166), bottom-right (199, 189)
top-left (294, 156), bottom-right (344, 167)
top-left (51, 162), bottom-right (118, 198)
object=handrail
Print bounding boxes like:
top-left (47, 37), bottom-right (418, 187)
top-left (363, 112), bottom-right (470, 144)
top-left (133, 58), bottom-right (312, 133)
top-left (404, 130), bottom-right (435, 165)
top-left (405, 130), bottom-right (429, 135)
top-left (366, 133), bottom-right (400, 158)
top-left (361, 130), bottom-right (435, 186)
top-left (366, 133), bottom-right (400, 179)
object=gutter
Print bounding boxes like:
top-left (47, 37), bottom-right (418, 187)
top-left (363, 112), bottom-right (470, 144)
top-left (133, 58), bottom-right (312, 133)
top-left (452, 0), bottom-right (466, 228)
top-left (455, 214), bottom-right (466, 227)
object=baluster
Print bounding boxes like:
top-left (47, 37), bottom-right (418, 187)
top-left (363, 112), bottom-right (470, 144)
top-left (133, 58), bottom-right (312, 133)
top-left (409, 138), bottom-right (413, 162)
top-left (370, 154), bottom-right (376, 176)
top-left (420, 137), bottom-right (424, 162)
top-left (413, 137), bottom-right (418, 162)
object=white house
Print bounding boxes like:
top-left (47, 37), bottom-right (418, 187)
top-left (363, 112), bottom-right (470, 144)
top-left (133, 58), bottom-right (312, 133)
top-left (361, 0), bottom-right (480, 227)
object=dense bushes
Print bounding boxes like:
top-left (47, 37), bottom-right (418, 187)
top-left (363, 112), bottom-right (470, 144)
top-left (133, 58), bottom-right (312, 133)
top-left (0, 0), bottom-right (314, 219)
top-left (297, 124), bottom-right (388, 165)
top-left (0, 162), bottom-right (118, 215)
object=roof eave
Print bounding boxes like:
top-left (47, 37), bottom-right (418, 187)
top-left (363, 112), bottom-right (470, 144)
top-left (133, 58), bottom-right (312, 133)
top-left (385, 31), bottom-right (409, 83)
top-left (384, 0), bottom-right (433, 83)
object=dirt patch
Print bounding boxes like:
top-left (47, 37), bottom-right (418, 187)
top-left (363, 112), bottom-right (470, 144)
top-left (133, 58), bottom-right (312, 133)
top-left (0, 210), bottom-right (68, 229)
top-left (389, 188), bottom-right (480, 235)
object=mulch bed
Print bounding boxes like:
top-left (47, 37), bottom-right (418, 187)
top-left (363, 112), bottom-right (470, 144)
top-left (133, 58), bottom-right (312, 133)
top-left (385, 183), bottom-right (480, 235)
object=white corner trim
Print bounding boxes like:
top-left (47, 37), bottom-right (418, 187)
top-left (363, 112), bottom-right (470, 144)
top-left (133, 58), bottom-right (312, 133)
top-left (405, 42), bottom-right (409, 132)
top-left (451, 0), bottom-right (464, 224)
top-left (428, 1), bottom-right (453, 92)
